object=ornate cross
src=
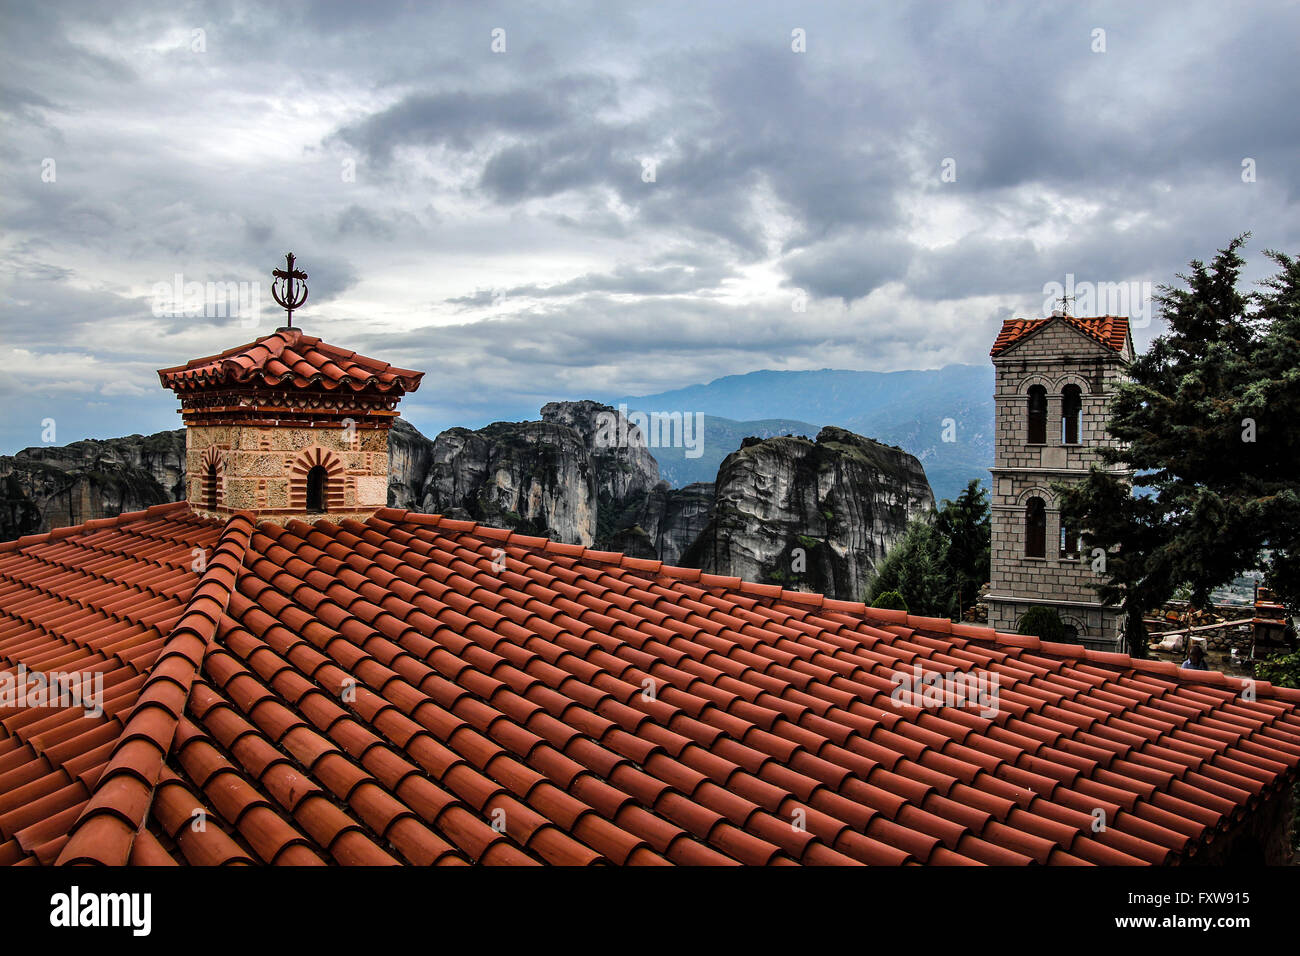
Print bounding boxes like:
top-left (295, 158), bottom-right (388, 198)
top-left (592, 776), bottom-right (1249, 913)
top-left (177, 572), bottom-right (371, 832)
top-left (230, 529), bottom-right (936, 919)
top-left (271, 252), bottom-right (309, 328)
top-left (1056, 294), bottom-right (1075, 316)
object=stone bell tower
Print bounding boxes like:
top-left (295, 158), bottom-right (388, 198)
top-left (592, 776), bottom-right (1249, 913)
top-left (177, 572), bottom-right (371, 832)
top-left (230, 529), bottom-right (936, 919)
top-left (157, 256), bottom-right (423, 524)
top-left (985, 313), bottom-right (1133, 651)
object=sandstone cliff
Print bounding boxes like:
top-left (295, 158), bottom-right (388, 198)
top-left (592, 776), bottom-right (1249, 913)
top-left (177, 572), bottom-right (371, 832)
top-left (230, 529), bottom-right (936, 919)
top-left (415, 420), bottom-right (599, 544)
top-left (684, 426), bottom-right (934, 600)
top-left (540, 400), bottom-right (661, 543)
top-left (403, 402), bottom-right (659, 548)
top-left (0, 430), bottom-right (187, 540)
top-left (1, 410), bottom-right (934, 605)
top-left (606, 481), bottom-right (716, 565)
top-left (386, 417), bottom-right (437, 511)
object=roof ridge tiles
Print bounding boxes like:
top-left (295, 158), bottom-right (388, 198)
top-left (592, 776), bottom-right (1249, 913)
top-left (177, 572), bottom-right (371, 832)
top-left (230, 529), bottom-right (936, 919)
top-left (738, 581), bottom-right (783, 599)
top-left (778, 591), bottom-right (825, 608)
top-left (698, 572), bottom-right (743, 590)
top-left (53, 512), bottom-right (256, 866)
top-left (621, 556), bottom-right (663, 574)
top-left (533, 540), bottom-right (577, 558)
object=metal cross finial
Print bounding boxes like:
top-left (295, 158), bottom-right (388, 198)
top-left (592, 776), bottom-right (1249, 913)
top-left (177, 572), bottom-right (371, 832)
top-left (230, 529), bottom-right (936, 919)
top-left (1056, 294), bottom-right (1075, 316)
top-left (271, 252), bottom-right (309, 328)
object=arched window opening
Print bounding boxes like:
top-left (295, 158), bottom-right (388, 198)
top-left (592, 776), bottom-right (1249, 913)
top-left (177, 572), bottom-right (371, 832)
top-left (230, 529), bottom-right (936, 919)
top-left (1061, 384), bottom-right (1082, 444)
top-left (1059, 516), bottom-right (1081, 559)
top-left (306, 465), bottom-right (328, 513)
top-left (204, 465), bottom-right (218, 511)
top-left (1027, 385), bottom-right (1047, 444)
top-left (1025, 497), bottom-right (1046, 558)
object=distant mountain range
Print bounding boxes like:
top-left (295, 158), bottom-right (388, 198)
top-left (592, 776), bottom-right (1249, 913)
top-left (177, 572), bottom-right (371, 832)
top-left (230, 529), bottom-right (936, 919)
top-left (608, 364), bottom-right (993, 502)
top-left (0, 364), bottom-right (994, 547)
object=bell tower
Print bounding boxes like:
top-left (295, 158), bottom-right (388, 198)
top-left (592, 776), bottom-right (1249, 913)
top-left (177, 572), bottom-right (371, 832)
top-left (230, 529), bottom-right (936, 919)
top-left (157, 255), bottom-right (423, 524)
top-left (986, 313), bottom-right (1133, 651)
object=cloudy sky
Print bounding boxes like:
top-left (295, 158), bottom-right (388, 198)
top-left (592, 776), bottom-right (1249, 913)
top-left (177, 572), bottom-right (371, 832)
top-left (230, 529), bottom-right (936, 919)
top-left (1, 0), bottom-right (1296, 453)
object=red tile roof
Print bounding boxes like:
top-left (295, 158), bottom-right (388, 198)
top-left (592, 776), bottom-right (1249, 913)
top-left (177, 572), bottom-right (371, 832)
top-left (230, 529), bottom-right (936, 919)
top-left (157, 329), bottom-right (424, 395)
top-left (991, 315), bottom-right (1130, 357)
top-left (3, 506), bottom-right (1298, 865)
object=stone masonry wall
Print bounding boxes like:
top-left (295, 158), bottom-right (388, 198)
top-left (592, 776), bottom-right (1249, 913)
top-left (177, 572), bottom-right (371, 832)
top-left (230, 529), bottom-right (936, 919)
top-left (989, 320), bottom-right (1133, 650)
top-left (987, 598), bottom-right (1124, 651)
top-left (185, 421), bottom-right (390, 524)
top-left (992, 322), bottom-right (1131, 471)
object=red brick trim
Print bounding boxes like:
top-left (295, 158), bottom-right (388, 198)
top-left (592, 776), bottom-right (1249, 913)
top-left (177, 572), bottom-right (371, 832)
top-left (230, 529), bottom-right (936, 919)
top-left (288, 446), bottom-right (345, 512)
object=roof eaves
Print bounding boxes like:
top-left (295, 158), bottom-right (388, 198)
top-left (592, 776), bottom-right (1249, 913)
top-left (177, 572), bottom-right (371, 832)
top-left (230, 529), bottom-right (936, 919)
top-left (991, 318), bottom-right (1055, 358)
top-left (0, 502), bottom-right (193, 556)
top-left (157, 330), bottom-right (424, 395)
top-left (991, 316), bottom-right (1131, 358)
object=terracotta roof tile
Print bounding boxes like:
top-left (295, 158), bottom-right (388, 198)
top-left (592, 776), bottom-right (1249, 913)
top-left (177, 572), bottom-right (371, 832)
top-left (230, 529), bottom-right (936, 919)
top-left (157, 328), bottom-right (423, 395)
top-left (991, 315), bottom-right (1131, 356)
top-left (3, 505), bottom-right (1298, 864)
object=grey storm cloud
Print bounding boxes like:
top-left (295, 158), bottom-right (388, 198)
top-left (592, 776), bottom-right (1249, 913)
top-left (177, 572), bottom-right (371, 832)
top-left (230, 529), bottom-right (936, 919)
top-left (335, 78), bottom-right (617, 161)
top-left (447, 261), bottom-right (736, 304)
top-left (783, 233), bottom-right (916, 303)
top-left (1, 0), bottom-right (1298, 452)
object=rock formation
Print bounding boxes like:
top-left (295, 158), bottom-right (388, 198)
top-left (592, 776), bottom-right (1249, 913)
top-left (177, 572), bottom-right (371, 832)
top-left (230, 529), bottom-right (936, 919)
top-left (684, 427), bottom-right (934, 600)
top-left (605, 481), bottom-right (716, 565)
top-left (0, 431), bottom-right (187, 541)
top-left (2, 410), bottom-right (935, 606)
top-left (397, 402), bottom-right (659, 548)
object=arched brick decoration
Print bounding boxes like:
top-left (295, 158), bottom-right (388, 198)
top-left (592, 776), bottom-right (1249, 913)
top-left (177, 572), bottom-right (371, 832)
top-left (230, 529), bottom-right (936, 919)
top-left (289, 447), bottom-right (345, 512)
top-left (1014, 485), bottom-right (1055, 507)
top-left (1061, 614), bottom-right (1087, 640)
top-left (1051, 372), bottom-right (1096, 394)
top-left (1012, 373), bottom-right (1054, 394)
top-left (197, 446), bottom-right (225, 511)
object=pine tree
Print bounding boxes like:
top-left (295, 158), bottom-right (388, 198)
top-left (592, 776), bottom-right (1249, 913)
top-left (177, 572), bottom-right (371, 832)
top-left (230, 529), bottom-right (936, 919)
top-left (866, 517), bottom-right (949, 617)
top-left (1060, 237), bottom-right (1300, 652)
top-left (1244, 250), bottom-right (1300, 610)
top-left (935, 479), bottom-right (990, 618)
top-left (867, 480), bottom-right (991, 619)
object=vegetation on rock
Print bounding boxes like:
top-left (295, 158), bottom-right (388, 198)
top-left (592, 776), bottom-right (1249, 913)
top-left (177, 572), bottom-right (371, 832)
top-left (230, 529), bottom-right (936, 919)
top-left (866, 479), bottom-right (990, 619)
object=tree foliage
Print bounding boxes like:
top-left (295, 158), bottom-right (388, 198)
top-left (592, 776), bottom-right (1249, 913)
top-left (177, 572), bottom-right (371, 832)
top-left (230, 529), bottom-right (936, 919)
top-left (1016, 606), bottom-right (1066, 643)
top-left (869, 590), bottom-right (909, 612)
top-left (1060, 237), bottom-right (1300, 654)
top-left (1254, 649), bottom-right (1300, 690)
top-left (934, 479), bottom-right (991, 614)
top-left (867, 479), bottom-right (989, 618)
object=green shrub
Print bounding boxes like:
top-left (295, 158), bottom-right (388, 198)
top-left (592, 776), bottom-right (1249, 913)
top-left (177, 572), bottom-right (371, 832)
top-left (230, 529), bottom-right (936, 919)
top-left (1255, 648), bottom-right (1300, 690)
top-left (870, 590), bottom-right (909, 613)
top-left (1017, 606), bottom-right (1066, 642)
